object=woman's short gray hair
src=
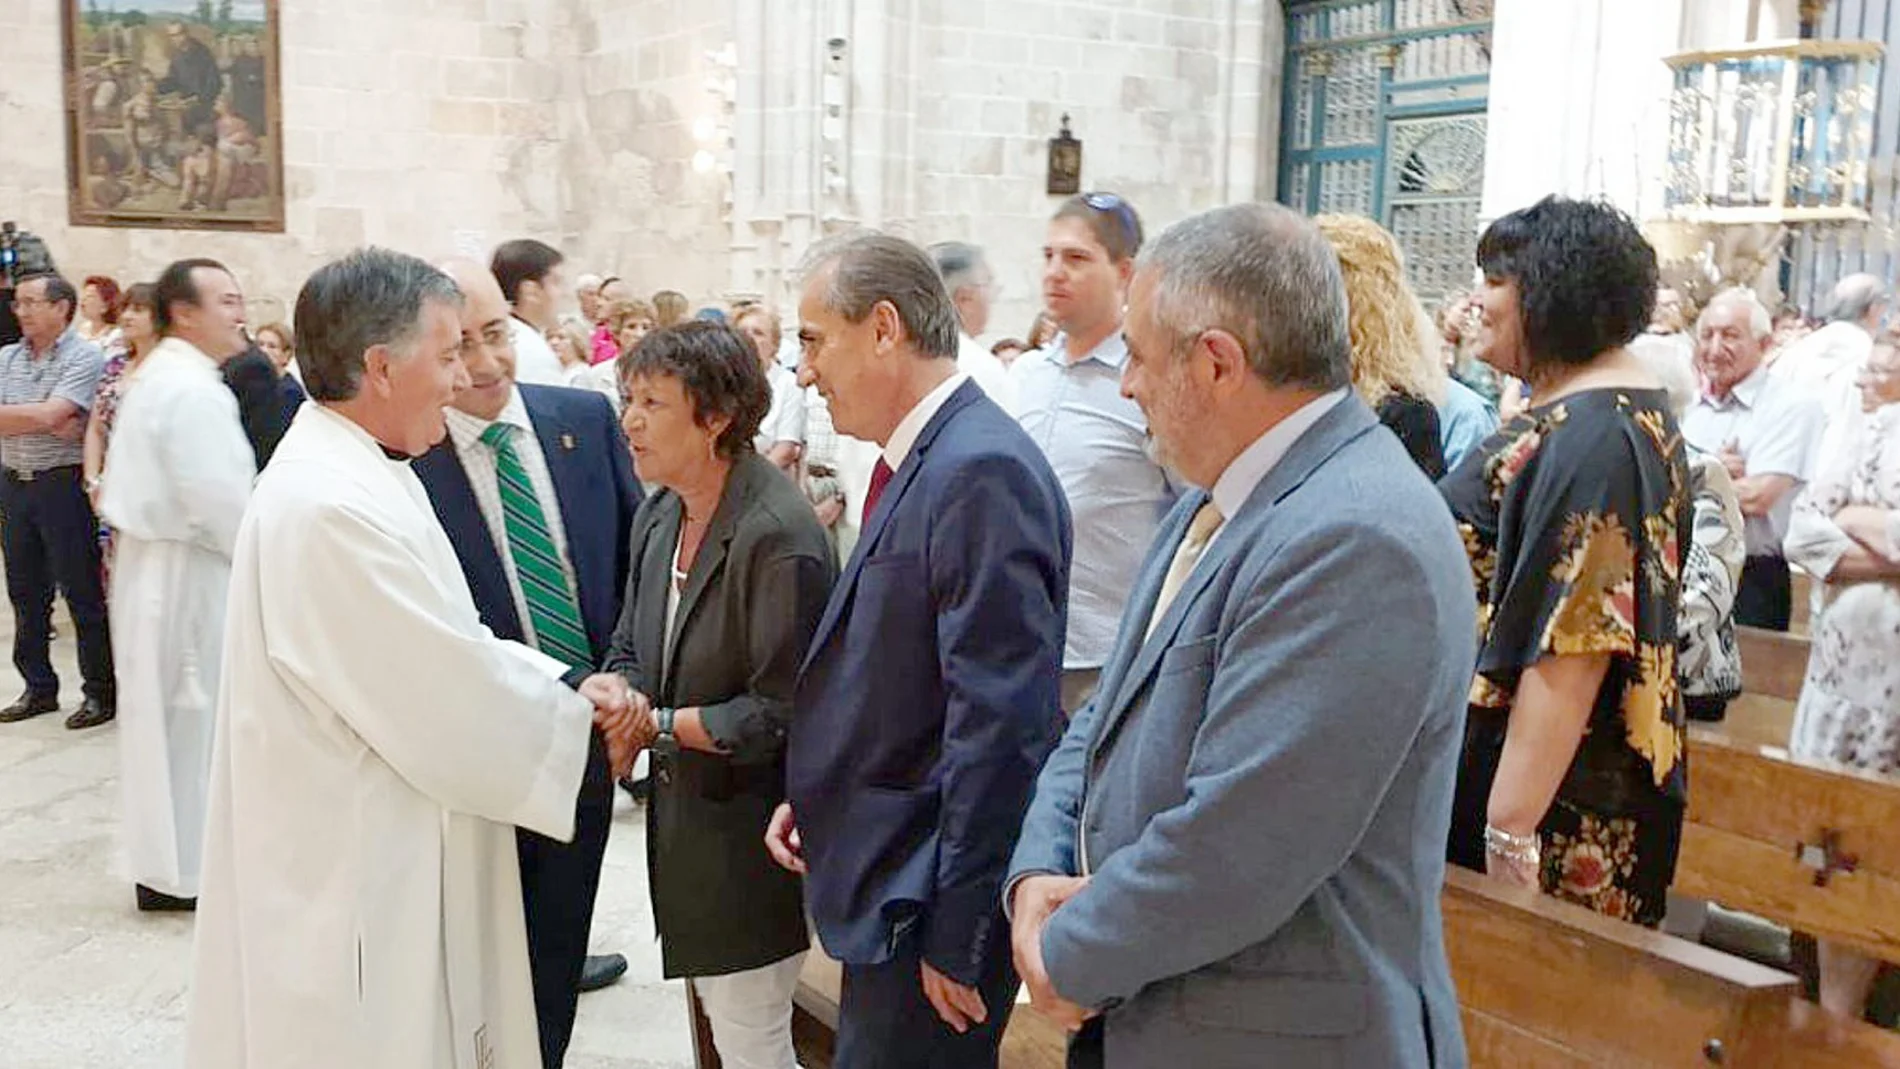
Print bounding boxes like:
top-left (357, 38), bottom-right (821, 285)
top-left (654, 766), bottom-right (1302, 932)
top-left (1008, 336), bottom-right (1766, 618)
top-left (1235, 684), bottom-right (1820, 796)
top-left (295, 248), bottom-right (463, 402)
top-left (1139, 202), bottom-right (1352, 391)
top-left (797, 232), bottom-right (961, 360)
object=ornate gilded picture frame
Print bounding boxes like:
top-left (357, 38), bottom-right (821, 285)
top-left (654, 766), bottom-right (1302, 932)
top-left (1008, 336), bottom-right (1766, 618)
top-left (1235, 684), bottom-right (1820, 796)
top-left (60, 0), bottom-right (285, 232)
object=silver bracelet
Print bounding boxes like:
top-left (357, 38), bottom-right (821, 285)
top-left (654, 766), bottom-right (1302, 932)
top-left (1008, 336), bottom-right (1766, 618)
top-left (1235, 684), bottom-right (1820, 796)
top-left (1484, 824), bottom-right (1541, 867)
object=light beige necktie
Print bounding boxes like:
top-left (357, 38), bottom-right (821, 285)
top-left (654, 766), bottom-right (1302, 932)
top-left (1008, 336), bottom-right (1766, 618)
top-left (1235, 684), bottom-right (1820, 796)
top-left (1145, 500), bottom-right (1225, 638)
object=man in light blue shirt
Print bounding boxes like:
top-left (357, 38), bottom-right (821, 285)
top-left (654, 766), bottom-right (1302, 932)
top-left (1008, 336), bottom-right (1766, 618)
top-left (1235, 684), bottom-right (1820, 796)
top-left (1010, 193), bottom-right (1179, 712)
top-left (1438, 376), bottom-right (1497, 473)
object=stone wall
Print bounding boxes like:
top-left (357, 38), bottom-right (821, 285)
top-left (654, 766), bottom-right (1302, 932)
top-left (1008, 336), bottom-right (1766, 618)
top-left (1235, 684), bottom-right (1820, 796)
top-left (1, 0), bottom-right (1278, 330)
top-left (0, 0), bottom-right (577, 319)
top-left (728, 0), bottom-right (1281, 338)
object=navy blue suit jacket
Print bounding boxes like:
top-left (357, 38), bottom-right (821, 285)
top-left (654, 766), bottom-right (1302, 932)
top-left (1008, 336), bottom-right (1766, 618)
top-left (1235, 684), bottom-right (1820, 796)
top-left (412, 384), bottom-right (642, 666)
top-left (788, 379), bottom-right (1072, 985)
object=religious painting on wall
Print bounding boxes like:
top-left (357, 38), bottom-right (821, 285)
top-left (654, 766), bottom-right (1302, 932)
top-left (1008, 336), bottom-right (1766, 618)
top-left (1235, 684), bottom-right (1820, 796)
top-left (60, 0), bottom-right (284, 232)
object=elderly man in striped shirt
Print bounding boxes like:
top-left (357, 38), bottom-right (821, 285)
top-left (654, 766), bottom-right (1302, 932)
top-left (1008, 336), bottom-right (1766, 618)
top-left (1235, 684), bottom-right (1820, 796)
top-left (0, 271), bottom-right (114, 730)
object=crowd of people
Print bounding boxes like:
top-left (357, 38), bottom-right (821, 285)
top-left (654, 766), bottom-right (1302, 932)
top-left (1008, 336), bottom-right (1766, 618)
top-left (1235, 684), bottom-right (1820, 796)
top-left (0, 186), bottom-right (1895, 1068)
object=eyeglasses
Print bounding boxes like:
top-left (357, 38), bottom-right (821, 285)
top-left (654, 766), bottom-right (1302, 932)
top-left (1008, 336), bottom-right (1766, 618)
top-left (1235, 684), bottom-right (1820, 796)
top-left (11, 297), bottom-right (52, 310)
top-left (1081, 191), bottom-right (1140, 256)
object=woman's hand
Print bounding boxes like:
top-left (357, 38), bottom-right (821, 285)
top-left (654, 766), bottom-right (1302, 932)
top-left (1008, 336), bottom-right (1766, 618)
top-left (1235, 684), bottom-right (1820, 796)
top-left (813, 494), bottom-right (845, 529)
top-left (1485, 839), bottom-right (1541, 888)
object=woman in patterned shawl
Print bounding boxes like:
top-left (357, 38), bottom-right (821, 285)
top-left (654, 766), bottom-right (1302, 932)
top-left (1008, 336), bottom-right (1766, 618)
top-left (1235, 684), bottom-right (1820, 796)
top-left (1438, 196), bottom-right (1692, 927)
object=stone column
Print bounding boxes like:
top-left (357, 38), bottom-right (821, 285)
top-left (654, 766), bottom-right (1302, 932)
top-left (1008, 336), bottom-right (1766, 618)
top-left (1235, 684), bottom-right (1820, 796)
top-left (1480, 0), bottom-right (1711, 224)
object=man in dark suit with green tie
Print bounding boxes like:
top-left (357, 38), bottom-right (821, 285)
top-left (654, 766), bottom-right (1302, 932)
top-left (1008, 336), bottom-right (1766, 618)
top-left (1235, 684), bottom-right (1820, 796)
top-left (414, 260), bottom-right (643, 1068)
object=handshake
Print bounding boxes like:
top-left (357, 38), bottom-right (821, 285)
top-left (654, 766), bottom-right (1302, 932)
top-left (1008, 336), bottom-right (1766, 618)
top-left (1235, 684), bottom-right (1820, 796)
top-left (577, 672), bottom-right (656, 778)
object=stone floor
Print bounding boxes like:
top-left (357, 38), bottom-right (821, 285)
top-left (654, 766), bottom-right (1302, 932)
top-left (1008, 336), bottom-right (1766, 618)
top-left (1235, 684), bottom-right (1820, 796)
top-left (0, 615), bottom-right (694, 1068)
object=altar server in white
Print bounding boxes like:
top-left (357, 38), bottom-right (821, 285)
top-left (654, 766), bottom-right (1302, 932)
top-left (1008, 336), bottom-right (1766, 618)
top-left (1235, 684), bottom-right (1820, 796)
top-left (98, 257), bottom-right (255, 912)
top-left (186, 248), bottom-right (641, 1069)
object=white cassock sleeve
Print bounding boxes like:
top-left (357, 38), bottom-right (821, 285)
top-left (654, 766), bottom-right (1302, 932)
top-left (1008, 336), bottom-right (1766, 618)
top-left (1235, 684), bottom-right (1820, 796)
top-left (163, 384), bottom-right (256, 558)
top-left (258, 495), bottom-right (593, 842)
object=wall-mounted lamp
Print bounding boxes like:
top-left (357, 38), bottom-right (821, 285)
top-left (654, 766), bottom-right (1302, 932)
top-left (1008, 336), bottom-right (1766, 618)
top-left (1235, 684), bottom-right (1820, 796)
top-left (1047, 114), bottom-right (1082, 196)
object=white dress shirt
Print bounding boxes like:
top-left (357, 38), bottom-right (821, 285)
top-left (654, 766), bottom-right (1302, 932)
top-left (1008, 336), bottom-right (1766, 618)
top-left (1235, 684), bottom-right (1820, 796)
top-left (1682, 365), bottom-right (1827, 557)
top-left (883, 371), bottom-right (970, 470)
top-left (509, 317), bottom-right (566, 387)
top-left (443, 388), bottom-right (579, 646)
top-left (1202, 389), bottom-right (1349, 559)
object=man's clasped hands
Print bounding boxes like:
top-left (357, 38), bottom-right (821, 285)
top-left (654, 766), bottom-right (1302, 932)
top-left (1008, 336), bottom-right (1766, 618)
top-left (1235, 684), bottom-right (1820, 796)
top-left (576, 672), bottom-right (654, 779)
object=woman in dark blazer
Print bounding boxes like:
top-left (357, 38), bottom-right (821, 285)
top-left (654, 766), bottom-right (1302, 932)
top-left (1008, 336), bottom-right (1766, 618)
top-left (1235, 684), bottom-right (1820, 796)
top-left (602, 321), bottom-right (835, 1067)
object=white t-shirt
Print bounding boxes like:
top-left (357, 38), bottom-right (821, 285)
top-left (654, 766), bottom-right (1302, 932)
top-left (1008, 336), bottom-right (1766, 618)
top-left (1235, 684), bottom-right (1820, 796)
top-left (755, 362), bottom-right (806, 451)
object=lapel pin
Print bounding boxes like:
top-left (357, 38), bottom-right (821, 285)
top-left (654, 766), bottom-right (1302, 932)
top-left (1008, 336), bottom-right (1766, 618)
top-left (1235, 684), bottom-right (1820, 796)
top-left (560, 433), bottom-right (576, 451)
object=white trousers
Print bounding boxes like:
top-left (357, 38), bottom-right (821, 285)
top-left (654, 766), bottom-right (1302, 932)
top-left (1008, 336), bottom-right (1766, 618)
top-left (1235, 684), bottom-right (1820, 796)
top-left (692, 951), bottom-right (807, 1069)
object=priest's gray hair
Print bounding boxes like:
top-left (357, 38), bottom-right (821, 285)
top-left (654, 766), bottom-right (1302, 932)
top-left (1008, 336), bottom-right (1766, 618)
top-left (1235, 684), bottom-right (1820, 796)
top-left (1138, 202), bottom-right (1351, 392)
top-left (295, 247), bottom-right (464, 402)
top-left (797, 231), bottom-right (960, 360)
top-left (1826, 272), bottom-right (1889, 325)
top-left (1697, 287), bottom-right (1772, 340)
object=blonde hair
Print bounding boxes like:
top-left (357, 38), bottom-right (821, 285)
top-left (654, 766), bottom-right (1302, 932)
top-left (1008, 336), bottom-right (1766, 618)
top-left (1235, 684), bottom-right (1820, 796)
top-left (607, 298), bottom-right (655, 333)
top-left (652, 290), bottom-right (690, 328)
top-left (547, 318), bottom-right (592, 368)
top-left (733, 304), bottom-right (782, 343)
top-left (1313, 214), bottom-right (1446, 407)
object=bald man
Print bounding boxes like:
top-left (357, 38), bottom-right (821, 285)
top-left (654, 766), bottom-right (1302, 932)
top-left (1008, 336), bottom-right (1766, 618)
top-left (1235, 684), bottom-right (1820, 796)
top-left (413, 259), bottom-right (644, 1066)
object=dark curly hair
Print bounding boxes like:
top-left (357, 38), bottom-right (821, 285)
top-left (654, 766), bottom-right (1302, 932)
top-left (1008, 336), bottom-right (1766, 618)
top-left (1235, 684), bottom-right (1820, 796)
top-left (1476, 196), bottom-right (1658, 376)
top-left (620, 320), bottom-right (770, 460)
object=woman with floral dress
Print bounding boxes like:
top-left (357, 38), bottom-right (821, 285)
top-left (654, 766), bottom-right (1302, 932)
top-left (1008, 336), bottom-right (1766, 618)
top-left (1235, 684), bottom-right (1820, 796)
top-left (1783, 336), bottom-right (1900, 1016)
top-left (1438, 196), bottom-right (1692, 927)
top-left (83, 283), bottom-right (159, 582)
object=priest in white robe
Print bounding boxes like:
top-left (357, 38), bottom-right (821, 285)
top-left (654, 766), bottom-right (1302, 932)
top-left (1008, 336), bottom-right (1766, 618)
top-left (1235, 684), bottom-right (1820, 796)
top-left (186, 248), bottom-right (642, 1069)
top-left (97, 257), bottom-right (256, 911)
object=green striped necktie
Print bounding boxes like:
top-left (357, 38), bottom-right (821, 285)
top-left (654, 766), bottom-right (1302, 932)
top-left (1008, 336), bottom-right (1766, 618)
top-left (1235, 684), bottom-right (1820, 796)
top-left (479, 422), bottom-right (591, 668)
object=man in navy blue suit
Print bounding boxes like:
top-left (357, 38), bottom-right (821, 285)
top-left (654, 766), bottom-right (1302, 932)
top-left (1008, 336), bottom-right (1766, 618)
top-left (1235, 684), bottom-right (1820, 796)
top-left (413, 260), bottom-right (643, 1069)
top-left (766, 233), bottom-right (1071, 1069)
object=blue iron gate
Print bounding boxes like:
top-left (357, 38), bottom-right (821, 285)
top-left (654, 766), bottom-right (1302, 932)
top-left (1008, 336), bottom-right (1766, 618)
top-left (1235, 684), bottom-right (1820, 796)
top-left (1279, 0), bottom-right (1493, 302)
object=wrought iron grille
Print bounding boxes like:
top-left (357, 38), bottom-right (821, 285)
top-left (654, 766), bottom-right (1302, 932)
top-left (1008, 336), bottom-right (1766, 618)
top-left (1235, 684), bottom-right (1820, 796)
top-left (1281, 0), bottom-right (1493, 303)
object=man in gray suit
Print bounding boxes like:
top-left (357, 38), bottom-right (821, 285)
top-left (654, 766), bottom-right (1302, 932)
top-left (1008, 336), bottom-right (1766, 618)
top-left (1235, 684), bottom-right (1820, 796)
top-left (1006, 202), bottom-right (1476, 1068)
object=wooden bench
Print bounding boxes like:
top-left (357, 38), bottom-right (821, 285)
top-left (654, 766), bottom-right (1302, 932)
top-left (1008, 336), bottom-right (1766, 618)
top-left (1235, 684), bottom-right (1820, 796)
top-left (1710, 625), bottom-right (1807, 751)
top-left (731, 871), bottom-right (1900, 1069)
top-left (1445, 867), bottom-right (1900, 1067)
top-left (1679, 726), bottom-right (1900, 970)
top-left (1792, 569), bottom-right (1814, 636)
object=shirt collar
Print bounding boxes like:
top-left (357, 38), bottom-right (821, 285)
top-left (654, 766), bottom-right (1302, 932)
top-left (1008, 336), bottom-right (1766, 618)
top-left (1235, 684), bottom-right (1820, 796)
top-left (882, 371), bottom-right (968, 471)
top-left (1042, 331), bottom-right (1128, 371)
top-left (444, 385), bottom-right (531, 452)
top-left (1207, 389), bottom-right (1349, 520)
top-left (1703, 364), bottom-right (1769, 410)
top-left (26, 325), bottom-right (77, 359)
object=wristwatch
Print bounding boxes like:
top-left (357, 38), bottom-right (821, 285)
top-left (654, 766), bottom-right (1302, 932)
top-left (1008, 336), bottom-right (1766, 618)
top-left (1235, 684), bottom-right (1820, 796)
top-left (653, 707), bottom-right (679, 784)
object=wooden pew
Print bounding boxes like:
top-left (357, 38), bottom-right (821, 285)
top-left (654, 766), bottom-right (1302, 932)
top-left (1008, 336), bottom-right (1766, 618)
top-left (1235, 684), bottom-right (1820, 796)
top-left (759, 872), bottom-right (1900, 1069)
top-left (1791, 569), bottom-right (1814, 635)
top-left (1442, 867), bottom-right (1900, 1067)
top-left (1679, 726), bottom-right (1900, 971)
top-left (1718, 625), bottom-right (1808, 751)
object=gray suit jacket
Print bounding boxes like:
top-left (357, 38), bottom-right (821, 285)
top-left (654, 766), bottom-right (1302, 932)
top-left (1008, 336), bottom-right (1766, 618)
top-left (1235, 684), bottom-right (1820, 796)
top-left (1009, 396), bottom-right (1475, 1068)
